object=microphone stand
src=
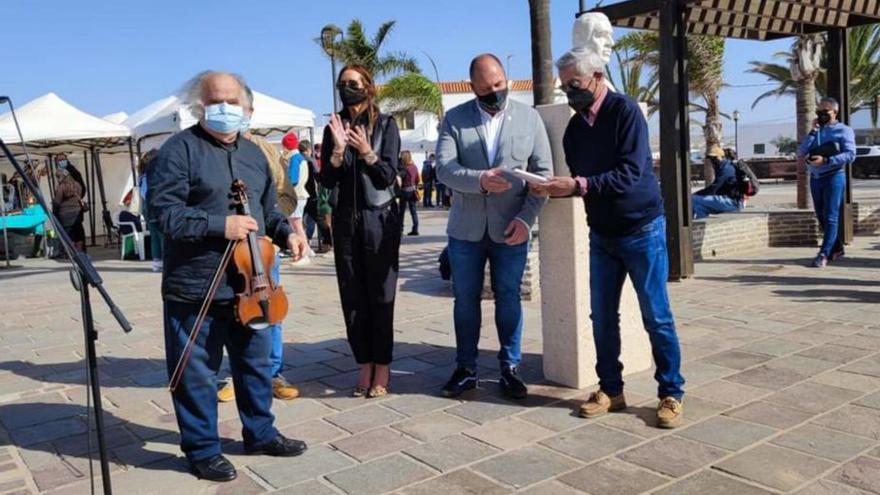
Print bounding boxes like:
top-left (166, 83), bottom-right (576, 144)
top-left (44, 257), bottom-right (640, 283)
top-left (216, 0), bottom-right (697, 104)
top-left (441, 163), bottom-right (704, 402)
top-left (0, 137), bottom-right (131, 495)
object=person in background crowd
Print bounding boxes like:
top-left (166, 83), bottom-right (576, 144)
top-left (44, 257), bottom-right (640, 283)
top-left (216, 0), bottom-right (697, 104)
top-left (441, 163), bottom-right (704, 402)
top-left (300, 140), bottom-right (321, 247)
top-left (54, 153), bottom-right (88, 251)
top-left (422, 153), bottom-right (435, 207)
top-left (283, 133), bottom-right (314, 266)
top-left (798, 96), bottom-right (856, 268)
top-left (319, 64), bottom-right (402, 398)
top-left (435, 53), bottom-right (552, 400)
top-left (691, 146), bottom-right (744, 219)
top-left (138, 149), bottom-right (164, 272)
top-left (52, 167), bottom-right (86, 253)
top-left (217, 85), bottom-right (301, 403)
top-left (315, 182), bottom-right (334, 253)
top-left (399, 150), bottom-right (420, 236)
top-left (1, 174), bottom-right (16, 211)
top-left (150, 71), bottom-right (308, 481)
top-left (532, 48), bottom-right (686, 429)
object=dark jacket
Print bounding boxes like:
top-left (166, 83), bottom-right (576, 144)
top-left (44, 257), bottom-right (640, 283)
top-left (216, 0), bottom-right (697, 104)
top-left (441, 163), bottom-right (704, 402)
top-left (563, 91), bottom-right (663, 238)
top-left (696, 158), bottom-right (738, 198)
top-left (319, 110), bottom-right (400, 212)
top-left (148, 125), bottom-right (293, 303)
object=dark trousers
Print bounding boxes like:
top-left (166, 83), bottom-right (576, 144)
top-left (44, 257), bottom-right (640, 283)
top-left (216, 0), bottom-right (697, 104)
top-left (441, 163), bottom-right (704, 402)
top-left (400, 191), bottom-right (419, 233)
top-left (316, 213), bottom-right (333, 247)
top-left (423, 183), bottom-right (434, 207)
top-left (436, 184), bottom-right (447, 207)
top-left (333, 206), bottom-right (401, 364)
top-left (164, 300), bottom-right (277, 462)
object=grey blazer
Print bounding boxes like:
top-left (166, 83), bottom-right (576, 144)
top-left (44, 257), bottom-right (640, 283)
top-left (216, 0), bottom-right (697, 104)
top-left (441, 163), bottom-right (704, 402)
top-left (435, 99), bottom-right (552, 243)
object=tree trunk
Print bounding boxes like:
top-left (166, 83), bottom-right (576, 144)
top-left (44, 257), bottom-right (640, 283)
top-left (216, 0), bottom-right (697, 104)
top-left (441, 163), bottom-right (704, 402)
top-left (528, 0), bottom-right (554, 106)
top-left (702, 92), bottom-right (722, 185)
top-left (795, 75), bottom-right (816, 209)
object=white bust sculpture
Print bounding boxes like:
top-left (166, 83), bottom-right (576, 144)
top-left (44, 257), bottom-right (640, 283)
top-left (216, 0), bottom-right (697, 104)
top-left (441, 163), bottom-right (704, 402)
top-left (572, 13), bottom-right (615, 67)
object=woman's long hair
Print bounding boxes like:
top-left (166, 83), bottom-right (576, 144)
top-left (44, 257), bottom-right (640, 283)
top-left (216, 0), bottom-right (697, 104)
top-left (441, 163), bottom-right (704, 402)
top-left (337, 64), bottom-right (379, 133)
top-left (400, 150), bottom-right (413, 166)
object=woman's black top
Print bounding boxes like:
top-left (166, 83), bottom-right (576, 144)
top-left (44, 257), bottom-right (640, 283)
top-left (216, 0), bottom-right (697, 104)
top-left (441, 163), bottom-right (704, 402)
top-left (319, 109), bottom-right (400, 213)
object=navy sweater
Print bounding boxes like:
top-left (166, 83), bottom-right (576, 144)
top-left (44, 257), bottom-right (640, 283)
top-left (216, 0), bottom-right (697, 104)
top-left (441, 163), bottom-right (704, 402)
top-left (563, 91), bottom-right (663, 238)
top-left (148, 125), bottom-right (293, 303)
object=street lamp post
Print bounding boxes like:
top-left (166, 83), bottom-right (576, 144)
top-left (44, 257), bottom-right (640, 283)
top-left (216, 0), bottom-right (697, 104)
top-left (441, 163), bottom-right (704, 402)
top-left (733, 109), bottom-right (740, 154)
top-left (320, 24), bottom-right (343, 114)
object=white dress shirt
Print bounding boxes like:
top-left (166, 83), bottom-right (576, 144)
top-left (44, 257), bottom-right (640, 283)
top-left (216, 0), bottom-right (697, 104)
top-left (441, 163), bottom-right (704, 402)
top-left (478, 104), bottom-right (506, 165)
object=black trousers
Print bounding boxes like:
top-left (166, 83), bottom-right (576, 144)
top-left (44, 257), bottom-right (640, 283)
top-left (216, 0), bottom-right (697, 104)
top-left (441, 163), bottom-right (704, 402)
top-left (332, 206), bottom-right (401, 364)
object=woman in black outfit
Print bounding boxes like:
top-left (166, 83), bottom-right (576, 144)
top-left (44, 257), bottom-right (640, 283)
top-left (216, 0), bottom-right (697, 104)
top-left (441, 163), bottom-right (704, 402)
top-left (320, 64), bottom-right (402, 398)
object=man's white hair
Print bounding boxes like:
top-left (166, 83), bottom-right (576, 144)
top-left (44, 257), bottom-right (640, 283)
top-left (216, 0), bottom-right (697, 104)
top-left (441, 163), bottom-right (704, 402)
top-left (556, 49), bottom-right (606, 76)
top-left (180, 70), bottom-right (248, 119)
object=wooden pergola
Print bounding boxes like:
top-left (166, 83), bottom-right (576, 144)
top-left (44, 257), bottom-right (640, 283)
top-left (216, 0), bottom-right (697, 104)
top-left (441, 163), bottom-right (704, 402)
top-left (584, 0), bottom-right (880, 279)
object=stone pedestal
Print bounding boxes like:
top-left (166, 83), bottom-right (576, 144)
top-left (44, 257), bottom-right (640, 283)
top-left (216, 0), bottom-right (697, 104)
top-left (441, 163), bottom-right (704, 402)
top-left (536, 103), bottom-right (652, 389)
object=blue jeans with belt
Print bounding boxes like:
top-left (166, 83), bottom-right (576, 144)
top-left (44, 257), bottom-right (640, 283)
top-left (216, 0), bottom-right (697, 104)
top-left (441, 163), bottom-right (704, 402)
top-left (164, 300), bottom-right (277, 462)
top-left (448, 234), bottom-right (529, 371)
top-left (810, 170), bottom-right (846, 258)
top-left (589, 216), bottom-right (685, 400)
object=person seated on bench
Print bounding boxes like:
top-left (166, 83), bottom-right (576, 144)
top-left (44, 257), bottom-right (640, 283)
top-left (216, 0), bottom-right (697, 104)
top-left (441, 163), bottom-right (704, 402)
top-left (692, 146), bottom-right (744, 219)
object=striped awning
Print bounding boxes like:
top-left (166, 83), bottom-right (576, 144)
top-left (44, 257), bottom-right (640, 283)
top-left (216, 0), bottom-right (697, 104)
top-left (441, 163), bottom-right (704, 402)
top-left (591, 0), bottom-right (880, 41)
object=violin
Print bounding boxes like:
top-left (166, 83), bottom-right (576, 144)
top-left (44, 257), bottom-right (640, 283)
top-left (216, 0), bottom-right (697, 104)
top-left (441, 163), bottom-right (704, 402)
top-left (229, 179), bottom-right (288, 330)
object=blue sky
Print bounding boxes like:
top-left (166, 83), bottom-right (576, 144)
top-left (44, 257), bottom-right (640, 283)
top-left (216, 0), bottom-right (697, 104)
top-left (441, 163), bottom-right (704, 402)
top-left (6, 0), bottom-right (855, 133)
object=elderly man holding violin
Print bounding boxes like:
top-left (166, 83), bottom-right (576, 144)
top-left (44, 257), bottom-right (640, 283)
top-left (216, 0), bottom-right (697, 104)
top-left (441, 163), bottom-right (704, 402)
top-left (148, 71), bottom-right (309, 482)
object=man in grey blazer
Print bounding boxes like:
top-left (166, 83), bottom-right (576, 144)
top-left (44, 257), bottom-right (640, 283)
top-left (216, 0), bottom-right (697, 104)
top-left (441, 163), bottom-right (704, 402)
top-left (436, 54), bottom-right (552, 400)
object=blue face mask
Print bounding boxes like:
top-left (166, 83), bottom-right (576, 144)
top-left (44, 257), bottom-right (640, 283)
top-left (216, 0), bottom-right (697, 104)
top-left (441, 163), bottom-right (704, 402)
top-left (239, 115), bottom-right (251, 132)
top-left (204, 102), bottom-right (244, 134)
top-left (57, 160), bottom-right (69, 169)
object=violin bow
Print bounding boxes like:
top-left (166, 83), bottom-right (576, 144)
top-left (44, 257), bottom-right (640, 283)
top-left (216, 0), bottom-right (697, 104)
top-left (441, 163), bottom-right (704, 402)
top-left (168, 239), bottom-right (238, 393)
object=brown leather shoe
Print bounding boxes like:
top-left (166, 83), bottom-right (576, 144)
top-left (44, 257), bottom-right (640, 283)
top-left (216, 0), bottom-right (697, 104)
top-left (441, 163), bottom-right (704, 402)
top-left (272, 376), bottom-right (300, 400)
top-left (657, 397), bottom-right (683, 429)
top-left (578, 390), bottom-right (627, 418)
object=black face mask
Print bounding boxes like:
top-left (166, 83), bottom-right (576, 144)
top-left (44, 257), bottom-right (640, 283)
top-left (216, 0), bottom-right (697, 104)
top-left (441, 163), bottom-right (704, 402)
top-left (339, 86), bottom-right (368, 107)
top-left (566, 87), bottom-right (595, 114)
top-left (816, 111), bottom-right (832, 126)
top-left (477, 89), bottom-right (508, 114)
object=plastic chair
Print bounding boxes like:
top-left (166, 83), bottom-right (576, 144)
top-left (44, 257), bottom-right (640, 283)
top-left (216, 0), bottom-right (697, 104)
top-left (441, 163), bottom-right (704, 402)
top-left (118, 211), bottom-right (149, 261)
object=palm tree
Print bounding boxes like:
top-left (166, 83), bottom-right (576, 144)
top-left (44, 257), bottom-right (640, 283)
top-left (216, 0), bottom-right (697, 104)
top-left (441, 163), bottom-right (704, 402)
top-left (321, 19), bottom-right (420, 80)
top-left (616, 32), bottom-right (726, 182)
top-left (607, 34), bottom-right (660, 116)
top-left (376, 72), bottom-right (443, 119)
top-left (528, 0), bottom-right (554, 106)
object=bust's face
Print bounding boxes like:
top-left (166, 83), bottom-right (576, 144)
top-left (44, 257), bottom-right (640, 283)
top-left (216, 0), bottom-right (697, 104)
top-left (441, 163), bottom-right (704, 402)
top-left (587, 21), bottom-right (615, 65)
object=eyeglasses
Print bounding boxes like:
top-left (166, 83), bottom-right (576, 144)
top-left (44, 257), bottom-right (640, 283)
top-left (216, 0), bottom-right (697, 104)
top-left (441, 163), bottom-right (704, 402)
top-left (336, 80), bottom-right (363, 91)
top-left (816, 110), bottom-right (832, 116)
top-left (559, 79), bottom-right (582, 93)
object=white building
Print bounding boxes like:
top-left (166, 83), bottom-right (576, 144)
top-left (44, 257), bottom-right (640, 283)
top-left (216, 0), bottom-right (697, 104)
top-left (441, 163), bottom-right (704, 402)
top-left (728, 122), bottom-right (797, 159)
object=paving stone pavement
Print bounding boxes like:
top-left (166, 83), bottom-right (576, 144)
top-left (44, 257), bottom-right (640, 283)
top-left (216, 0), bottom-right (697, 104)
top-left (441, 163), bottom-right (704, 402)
top-left (0, 209), bottom-right (879, 494)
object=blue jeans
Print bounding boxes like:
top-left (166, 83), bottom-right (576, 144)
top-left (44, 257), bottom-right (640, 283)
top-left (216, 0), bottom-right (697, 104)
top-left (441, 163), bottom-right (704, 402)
top-left (692, 195), bottom-right (742, 219)
top-left (164, 300), bottom-right (277, 462)
top-left (810, 171), bottom-right (846, 257)
top-left (448, 234), bottom-right (528, 370)
top-left (269, 255), bottom-right (283, 377)
top-left (590, 216), bottom-right (685, 400)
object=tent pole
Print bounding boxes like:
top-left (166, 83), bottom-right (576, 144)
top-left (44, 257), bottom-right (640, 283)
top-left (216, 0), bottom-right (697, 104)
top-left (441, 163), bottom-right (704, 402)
top-left (46, 155), bottom-right (56, 200)
top-left (93, 151), bottom-right (112, 246)
top-left (84, 150), bottom-right (96, 247)
top-left (0, 175), bottom-right (10, 267)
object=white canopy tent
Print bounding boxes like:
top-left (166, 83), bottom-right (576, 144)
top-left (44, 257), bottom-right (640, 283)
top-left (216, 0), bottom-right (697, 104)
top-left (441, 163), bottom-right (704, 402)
top-left (400, 119), bottom-right (439, 153)
top-left (126, 90), bottom-right (316, 152)
top-left (102, 112), bottom-right (129, 125)
top-left (0, 93), bottom-right (137, 247)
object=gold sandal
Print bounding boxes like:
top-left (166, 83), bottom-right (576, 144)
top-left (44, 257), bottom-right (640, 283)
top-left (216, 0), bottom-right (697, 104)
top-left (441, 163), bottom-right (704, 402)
top-left (367, 385), bottom-right (388, 398)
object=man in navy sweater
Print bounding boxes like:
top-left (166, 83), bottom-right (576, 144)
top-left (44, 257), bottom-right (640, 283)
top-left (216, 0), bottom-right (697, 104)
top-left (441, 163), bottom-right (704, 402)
top-left (531, 51), bottom-right (686, 429)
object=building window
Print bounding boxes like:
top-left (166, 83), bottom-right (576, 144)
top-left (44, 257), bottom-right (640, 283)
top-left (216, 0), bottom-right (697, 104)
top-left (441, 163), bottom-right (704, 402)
top-left (394, 111), bottom-right (415, 131)
top-left (754, 143), bottom-right (766, 155)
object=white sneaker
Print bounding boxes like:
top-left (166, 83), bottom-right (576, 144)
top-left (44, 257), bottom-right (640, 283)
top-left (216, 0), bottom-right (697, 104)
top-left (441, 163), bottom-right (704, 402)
top-left (308, 248), bottom-right (316, 257)
top-left (151, 260), bottom-right (163, 272)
